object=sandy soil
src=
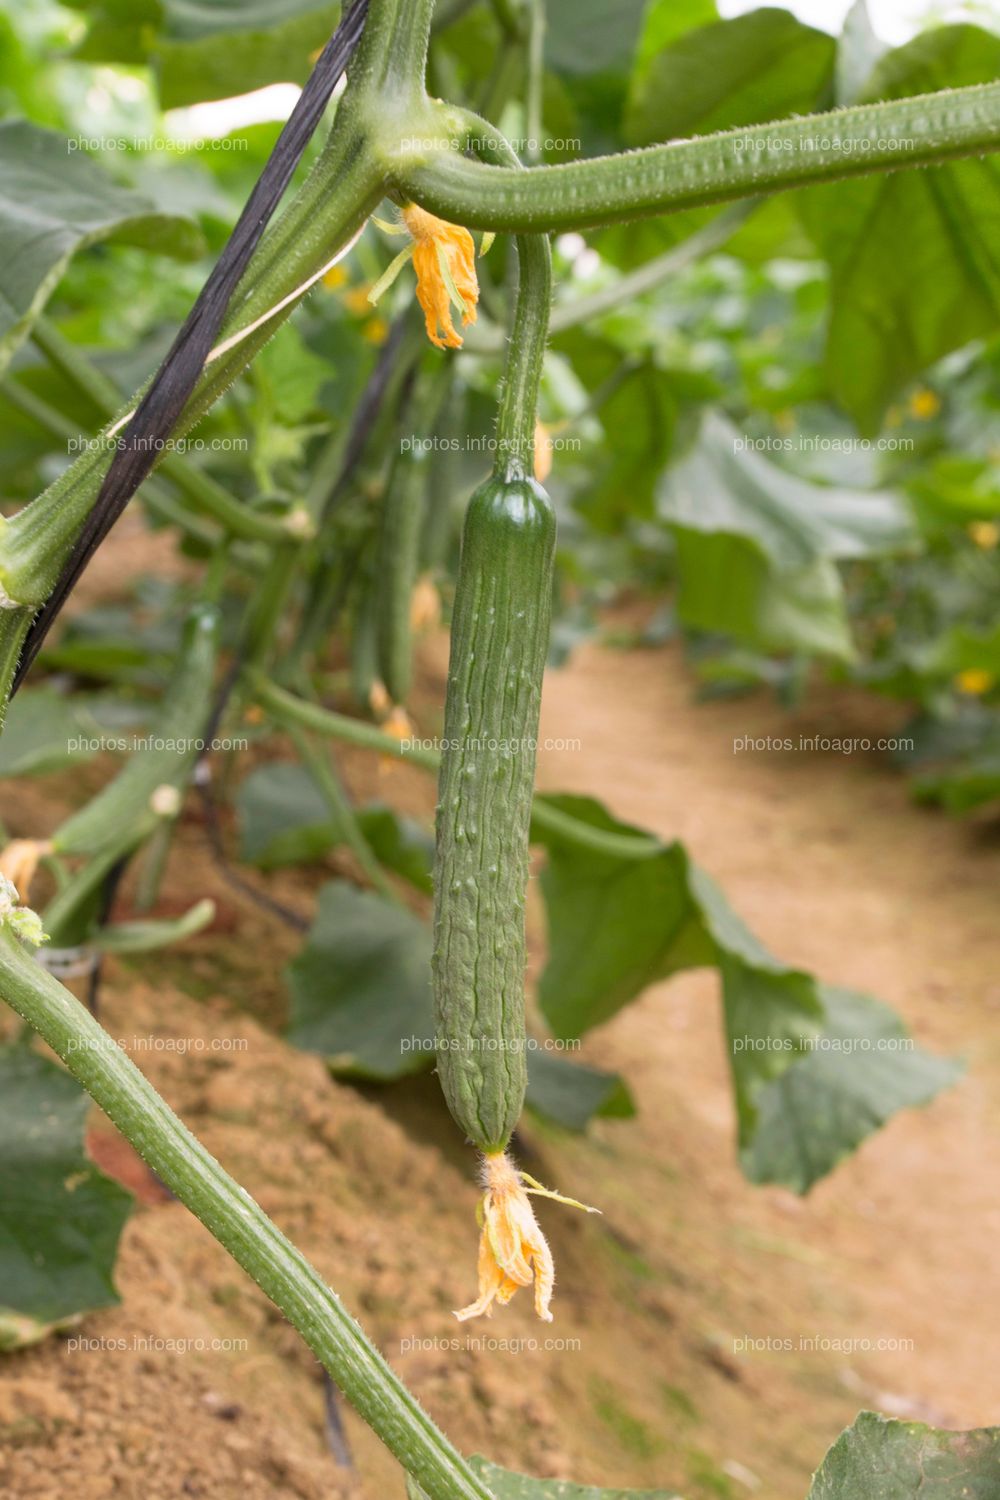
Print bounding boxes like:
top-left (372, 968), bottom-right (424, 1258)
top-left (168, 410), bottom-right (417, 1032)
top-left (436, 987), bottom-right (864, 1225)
top-left (0, 624), bottom-right (997, 1500)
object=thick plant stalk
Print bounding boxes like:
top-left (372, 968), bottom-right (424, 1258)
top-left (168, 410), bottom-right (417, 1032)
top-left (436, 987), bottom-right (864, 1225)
top-left (392, 81), bottom-right (1000, 230)
top-left (251, 673), bottom-right (663, 861)
top-left (0, 928), bottom-right (494, 1500)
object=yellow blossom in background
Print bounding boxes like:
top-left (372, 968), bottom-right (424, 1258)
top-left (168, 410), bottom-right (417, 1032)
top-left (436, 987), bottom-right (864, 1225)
top-left (410, 575), bottom-right (441, 633)
top-left (968, 521), bottom-right (1000, 550)
top-left (362, 317), bottom-right (389, 345)
top-left (381, 705), bottom-right (415, 741)
top-left (344, 284), bottom-right (375, 315)
top-left (322, 263), bottom-right (349, 291)
top-left (402, 203), bottom-right (479, 349)
top-left (0, 840), bottom-right (52, 902)
top-left (368, 680), bottom-right (391, 718)
top-left (954, 668), bottom-right (996, 696)
top-left (885, 405), bottom-right (904, 429)
top-left (774, 409), bottom-right (796, 435)
top-left (908, 387), bottom-right (941, 421)
top-left (533, 420), bottom-right (553, 483)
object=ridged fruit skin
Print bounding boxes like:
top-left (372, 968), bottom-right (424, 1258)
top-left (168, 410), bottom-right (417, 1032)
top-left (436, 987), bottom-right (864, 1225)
top-left (431, 474), bottom-right (556, 1153)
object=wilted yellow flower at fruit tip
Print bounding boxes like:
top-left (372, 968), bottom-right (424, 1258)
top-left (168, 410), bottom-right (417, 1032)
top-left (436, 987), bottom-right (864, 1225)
top-left (908, 387), bottom-right (941, 421)
top-left (402, 203), bottom-right (479, 350)
top-left (968, 521), bottom-right (1000, 550)
top-left (955, 668), bottom-right (995, 696)
top-left (455, 1152), bottom-right (599, 1323)
top-left (0, 840), bottom-right (52, 902)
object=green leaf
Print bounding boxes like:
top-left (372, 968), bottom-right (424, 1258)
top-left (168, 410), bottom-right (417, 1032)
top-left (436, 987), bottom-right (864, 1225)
top-left (94, 898), bottom-right (216, 953)
top-left (808, 1411), bottom-right (1000, 1499)
top-left (238, 762), bottom-right (340, 868)
top-left (742, 987), bottom-right (962, 1192)
top-left (626, 9), bottom-right (835, 146)
top-left (285, 882), bottom-right (434, 1080)
top-left (0, 119), bottom-right (203, 376)
top-left (659, 411), bottom-right (916, 657)
top-left (407, 1462), bottom-right (680, 1500)
top-left (0, 689), bottom-right (100, 777)
top-left (544, 0), bottom-right (649, 151)
top-left (797, 25), bottom-right (1000, 431)
top-left (356, 805), bottom-right (434, 895)
top-left (525, 1050), bottom-right (635, 1132)
top-left (533, 794), bottom-right (823, 1145)
top-left (0, 1045), bottom-right (132, 1325)
top-left (471, 1459), bottom-right (681, 1499)
top-left (70, 0), bottom-right (343, 109)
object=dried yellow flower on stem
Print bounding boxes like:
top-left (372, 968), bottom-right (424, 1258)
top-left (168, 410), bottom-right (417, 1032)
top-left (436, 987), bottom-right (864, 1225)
top-left (455, 1152), bottom-right (599, 1323)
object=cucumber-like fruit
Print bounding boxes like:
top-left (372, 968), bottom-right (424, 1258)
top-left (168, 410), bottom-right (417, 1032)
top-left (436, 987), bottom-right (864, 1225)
top-left (431, 473), bottom-right (556, 1153)
top-left (376, 448), bottom-right (427, 706)
top-left (54, 604), bottom-right (221, 859)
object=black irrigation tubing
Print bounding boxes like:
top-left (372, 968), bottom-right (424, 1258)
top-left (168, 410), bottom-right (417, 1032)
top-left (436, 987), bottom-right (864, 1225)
top-left (13, 0), bottom-right (370, 690)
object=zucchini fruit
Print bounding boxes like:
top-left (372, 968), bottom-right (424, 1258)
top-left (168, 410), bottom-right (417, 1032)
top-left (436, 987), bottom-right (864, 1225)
top-left (431, 473), bottom-right (555, 1154)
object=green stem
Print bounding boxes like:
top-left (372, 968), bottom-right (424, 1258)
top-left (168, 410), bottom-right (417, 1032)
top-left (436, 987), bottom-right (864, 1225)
top-left (0, 134), bottom-right (384, 606)
top-left (394, 82), bottom-right (1000, 230)
top-left (31, 317), bottom-right (307, 547)
top-left (467, 200), bottom-right (757, 352)
top-left (458, 114), bottom-right (552, 478)
top-left (0, 929), bottom-right (494, 1500)
top-left (250, 674), bottom-right (662, 859)
top-left (0, 379), bottom-right (218, 549)
top-left (286, 722), bottom-right (397, 900)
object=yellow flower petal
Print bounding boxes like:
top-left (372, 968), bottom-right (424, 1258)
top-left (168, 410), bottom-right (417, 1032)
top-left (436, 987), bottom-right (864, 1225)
top-left (968, 521), bottom-right (1000, 550)
top-left (955, 668), bottom-right (995, 697)
top-left (402, 203), bottom-right (479, 350)
top-left (908, 387), bottom-right (941, 421)
top-left (455, 1151), bottom-right (597, 1323)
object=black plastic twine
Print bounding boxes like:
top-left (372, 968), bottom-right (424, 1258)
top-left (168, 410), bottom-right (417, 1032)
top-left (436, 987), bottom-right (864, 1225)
top-left (13, 0), bottom-right (370, 690)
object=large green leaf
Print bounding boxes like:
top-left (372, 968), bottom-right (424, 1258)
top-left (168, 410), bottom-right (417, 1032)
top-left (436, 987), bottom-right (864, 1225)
top-left (742, 987), bottom-right (962, 1192)
top-left (543, 0), bottom-right (649, 152)
top-left (534, 796), bottom-right (957, 1184)
top-left (286, 882), bottom-right (434, 1080)
top-left (470, 1461), bottom-right (681, 1500)
top-left (69, 0), bottom-right (342, 109)
top-left (525, 1050), bottom-right (635, 1132)
top-left (533, 794), bottom-right (823, 1146)
top-left (0, 1045), bottom-right (132, 1325)
top-left (626, 9), bottom-right (835, 146)
top-left (658, 411), bottom-right (916, 657)
top-left (797, 26), bottom-right (1000, 431)
top-left (238, 762), bottom-right (340, 868)
top-left (808, 1412), bottom-right (1000, 1499)
top-left (407, 1461), bottom-right (679, 1500)
top-left (0, 688), bottom-right (101, 777)
top-left (0, 119), bottom-right (203, 375)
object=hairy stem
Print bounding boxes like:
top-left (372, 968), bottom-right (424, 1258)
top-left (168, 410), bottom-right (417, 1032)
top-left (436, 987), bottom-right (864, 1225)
top-left (0, 929), bottom-right (495, 1500)
top-left (394, 82), bottom-right (1000, 231)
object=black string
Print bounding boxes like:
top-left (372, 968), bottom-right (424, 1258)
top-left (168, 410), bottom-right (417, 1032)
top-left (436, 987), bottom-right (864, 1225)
top-left (13, 0), bottom-right (370, 690)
